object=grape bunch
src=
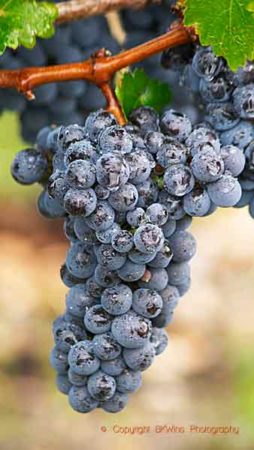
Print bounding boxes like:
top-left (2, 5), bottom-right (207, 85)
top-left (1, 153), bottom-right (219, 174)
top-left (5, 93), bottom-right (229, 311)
top-left (122, 0), bottom-right (175, 78)
top-left (11, 104), bottom-right (245, 413)
top-left (162, 44), bottom-right (254, 215)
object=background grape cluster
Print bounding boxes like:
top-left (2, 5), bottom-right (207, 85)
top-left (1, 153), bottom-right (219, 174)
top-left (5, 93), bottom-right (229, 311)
top-left (0, 12), bottom-right (119, 142)
top-left (11, 100), bottom-right (249, 413)
top-left (122, 3), bottom-right (201, 123)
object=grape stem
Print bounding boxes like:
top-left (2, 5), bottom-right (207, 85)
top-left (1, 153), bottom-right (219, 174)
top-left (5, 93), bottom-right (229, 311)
top-left (0, 23), bottom-right (193, 124)
top-left (100, 82), bottom-right (126, 125)
top-left (56, 0), bottom-right (161, 24)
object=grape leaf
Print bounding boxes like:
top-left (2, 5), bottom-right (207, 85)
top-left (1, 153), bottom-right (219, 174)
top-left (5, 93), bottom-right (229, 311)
top-left (0, 0), bottom-right (58, 54)
top-left (184, 0), bottom-right (254, 70)
top-left (116, 69), bottom-right (171, 118)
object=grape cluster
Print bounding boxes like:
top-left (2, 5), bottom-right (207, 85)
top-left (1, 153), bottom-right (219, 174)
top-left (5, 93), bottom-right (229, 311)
top-left (162, 44), bottom-right (254, 215)
top-left (122, 0), bottom-right (175, 78)
top-left (12, 104), bottom-right (245, 413)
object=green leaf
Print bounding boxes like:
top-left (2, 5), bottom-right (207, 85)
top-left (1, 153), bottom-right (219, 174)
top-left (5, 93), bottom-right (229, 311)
top-left (184, 0), bottom-right (254, 71)
top-left (116, 69), bottom-right (171, 118)
top-left (0, 0), bottom-right (58, 54)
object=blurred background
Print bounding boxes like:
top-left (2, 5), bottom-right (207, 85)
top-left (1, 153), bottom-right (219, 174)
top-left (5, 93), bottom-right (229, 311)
top-left (0, 112), bottom-right (254, 450)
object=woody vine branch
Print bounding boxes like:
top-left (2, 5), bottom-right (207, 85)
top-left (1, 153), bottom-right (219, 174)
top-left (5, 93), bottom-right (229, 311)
top-left (0, 23), bottom-right (193, 123)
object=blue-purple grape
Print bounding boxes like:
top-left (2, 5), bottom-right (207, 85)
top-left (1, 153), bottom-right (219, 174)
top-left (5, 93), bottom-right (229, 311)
top-left (66, 243), bottom-right (96, 279)
top-left (65, 160), bottom-right (96, 189)
top-left (58, 124), bottom-right (86, 151)
top-left (117, 260), bottom-right (146, 282)
top-left (185, 126), bottom-right (220, 156)
top-left (149, 328), bottom-right (168, 355)
top-left (101, 284), bottom-right (132, 316)
top-left (233, 84), bottom-right (254, 119)
top-left (183, 187), bottom-right (211, 216)
top-left (221, 145), bottom-right (246, 176)
top-left (56, 374), bottom-right (72, 395)
top-left (84, 110), bottom-right (117, 143)
top-left (50, 346), bottom-right (69, 374)
top-left (160, 109), bottom-right (192, 142)
top-left (138, 268), bottom-right (168, 291)
top-left (132, 288), bottom-right (163, 318)
top-left (93, 332), bottom-right (121, 361)
top-left (191, 149), bottom-right (224, 182)
top-left (109, 183), bottom-right (138, 212)
top-left (169, 231), bottom-right (196, 263)
top-left (64, 188), bottom-right (97, 216)
top-left (116, 369), bottom-right (142, 393)
top-left (134, 223), bottom-right (164, 254)
top-left (111, 311), bottom-right (152, 349)
top-left (146, 203), bottom-right (168, 226)
top-left (66, 285), bottom-right (96, 318)
top-left (123, 343), bottom-right (156, 371)
top-left (68, 340), bottom-right (100, 376)
top-left (164, 164), bottom-right (195, 197)
top-left (111, 229), bottom-right (134, 253)
top-left (68, 385), bottom-right (99, 413)
top-left (192, 46), bottom-right (223, 81)
top-left (68, 369), bottom-right (87, 387)
top-left (87, 370), bottom-right (116, 401)
top-left (99, 125), bottom-right (133, 154)
top-left (96, 222), bottom-right (120, 244)
top-left (101, 391), bottom-right (129, 413)
top-left (207, 173), bottom-right (242, 207)
top-left (85, 201), bottom-right (115, 231)
top-left (11, 149), bottom-right (47, 185)
top-left (84, 305), bottom-right (113, 334)
top-left (96, 244), bottom-right (126, 271)
top-left (96, 153), bottom-right (130, 191)
top-left (100, 356), bottom-right (126, 377)
top-left (156, 138), bottom-right (189, 167)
